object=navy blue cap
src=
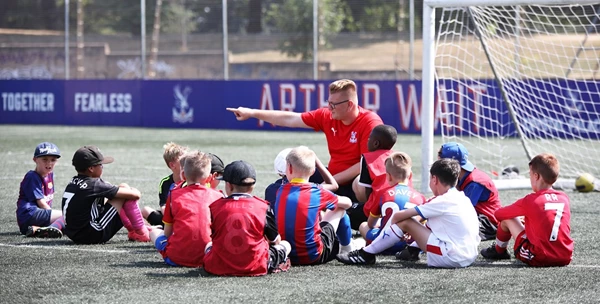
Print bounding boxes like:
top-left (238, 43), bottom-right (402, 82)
top-left (34, 142), bottom-right (61, 158)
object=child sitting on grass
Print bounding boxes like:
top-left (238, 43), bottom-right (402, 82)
top-left (274, 146), bottom-right (353, 265)
top-left (149, 151), bottom-right (224, 267)
top-left (16, 142), bottom-right (64, 238)
top-left (62, 146), bottom-right (150, 244)
top-left (143, 142), bottom-right (188, 227)
top-left (480, 153), bottom-right (573, 267)
top-left (203, 160), bottom-right (291, 276)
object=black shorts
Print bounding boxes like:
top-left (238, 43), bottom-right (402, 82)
top-left (309, 222), bottom-right (340, 265)
top-left (346, 202), bottom-right (367, 230)
top-left (147, 210), bottom-right (164, 227)
top-left (309, 170), bottom-right (358, 202)
top-left (267, 244), bottom-right (290, 273)
top-left (478, 214), bottom-right (497, 241)
top-left (67, 205), bottom-right (124, 244)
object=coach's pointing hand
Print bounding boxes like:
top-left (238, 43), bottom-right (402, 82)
top-left (226, 107), bottom-right (253, 121)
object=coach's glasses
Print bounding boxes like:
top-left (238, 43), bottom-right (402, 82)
top-left (327, 99), bottom-right (350, 109)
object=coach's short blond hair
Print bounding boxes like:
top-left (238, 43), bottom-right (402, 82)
top-left (183, 151), bottom-right (211, 183)
top-left (163, 142), bottom-right (188, 166)
top-left (329, 79), bottom-right (357, 95)
top-left (385, 151), bottom-right (412, 181)
top-left (286, 146), bottom-right (316, 176)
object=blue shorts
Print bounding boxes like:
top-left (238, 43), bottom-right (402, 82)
top-left (19, 208), bottom-right (52, 234)
top-left (154, 235), bottom-right (179, 267)
top-left (365, 228), bottom-right (407, 254)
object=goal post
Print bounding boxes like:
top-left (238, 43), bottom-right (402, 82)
top-left (421, 0), bottom-right (600, 193)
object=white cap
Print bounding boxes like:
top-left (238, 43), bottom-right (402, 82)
top-left (274, 148), bottom-right (292, 175)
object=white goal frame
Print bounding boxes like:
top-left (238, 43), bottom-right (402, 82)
top-left (420, 0), bottom-right (600, 193)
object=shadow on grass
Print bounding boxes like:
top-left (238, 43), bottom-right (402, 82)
top-left (21, 239), bottom-right (74, 246)
top-left (145, 267), bottom-right (207, 278)
top-left (330, 259), bottom-right (526, 269)
top-left (0, 231), bottom-right (21, 236)
top-left (111, 260), bottom-right (169, 269)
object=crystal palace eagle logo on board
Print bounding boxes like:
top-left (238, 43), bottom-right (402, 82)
top-left (172, 84), bottom-right (194, 124)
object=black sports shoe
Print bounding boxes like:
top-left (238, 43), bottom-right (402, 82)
top-left (336, 249), bottom-right (376, 265)
top-left (33, 226), bottom-right (63, 238)
top-left (395, 246), bottom-right (421, 261)
top-left (480, 243), bottom-right (510, 260)
top-left (25, 226), bottom-right (36, 237)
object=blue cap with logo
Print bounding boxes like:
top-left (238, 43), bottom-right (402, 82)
top-left (34, 142), bottom-right (61, 158)
top-left (439, 142), bottom-right (474, 172)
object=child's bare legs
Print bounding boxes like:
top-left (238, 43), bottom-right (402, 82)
top-left (494, 218), bottom-right (525, 252)
top-left (396, 218), bottom-right (432, 252)
top-left (141, 206), bottom-right (154, 219)
top-left (150, 228), bottom-right (164, 243)
top-left (351, 176), bottom-right (368, 203)
top-left (358, 222), bottom-right (370, 239)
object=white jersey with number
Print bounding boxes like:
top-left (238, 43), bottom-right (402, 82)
top-left (415, 188), bottom-right (481, 266)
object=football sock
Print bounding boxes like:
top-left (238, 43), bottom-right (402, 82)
top-left (119, 210), bottom-right (134, 231)
top-left (495, 227), bottom-right (512, 253)
top-left (364, 224), bottom-right (404, 254)
top-left (122, 200), bottom-right (144, 230)
top-left (336, 214), bottom-right (352, 247)
top-left (50, 216), bottom-right (65, 231)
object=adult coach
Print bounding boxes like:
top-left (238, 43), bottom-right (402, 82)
top-left (227, 79), bottom-right (383, 228)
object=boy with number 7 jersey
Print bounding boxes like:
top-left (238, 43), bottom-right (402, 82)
top-left (481, 153), bottom-right (573, 266)
top-left (62, 146), bottom-right (150, 244)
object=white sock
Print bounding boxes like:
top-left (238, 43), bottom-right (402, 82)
top-left (364, 225), bottom-right (404, 254)
top-left (340, 239), bottom-right (354, 254)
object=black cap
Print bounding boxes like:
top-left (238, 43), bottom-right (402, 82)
top-left (72, 146), bottom-right (114, 169)
top-left (209, 153), bottom-right (225, 174)
top-left (34, 142), bottom-right (61, 158)
top-left (219, 160), bottom-right (256, 186)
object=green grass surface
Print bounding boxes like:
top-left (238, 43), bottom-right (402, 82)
top-left (1, 125), bottom-right (599, 304)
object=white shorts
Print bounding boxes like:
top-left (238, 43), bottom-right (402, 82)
top-left (425, 233), bottom-right (476, 268)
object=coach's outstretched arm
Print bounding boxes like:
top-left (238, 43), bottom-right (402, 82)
top-left (226, 107), bottom-right (310, 129)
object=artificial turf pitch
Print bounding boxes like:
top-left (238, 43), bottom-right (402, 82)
top-left (0, 125), bottom-right (598, 303)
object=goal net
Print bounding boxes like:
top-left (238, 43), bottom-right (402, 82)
top-left (428, 1), bottom-right (600, 188)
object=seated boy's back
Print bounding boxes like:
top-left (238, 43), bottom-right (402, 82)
top-left (151, 151), bottom-right (224, 267)
top-left (497, 188), bottom-right (572, 263)
top-left (481, 153), bottom-right (573, 266)
top-left (276, 182), bottom-right (338, 264)
top-left (204, 160), bottom-right (290, 276)
top-left (274, 146), bottom-right (353, 265)
top-left (161, 183), bottom-right (223, 267)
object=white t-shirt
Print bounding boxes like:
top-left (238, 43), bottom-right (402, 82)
top-left (415, 188), bottom-right (481, 264)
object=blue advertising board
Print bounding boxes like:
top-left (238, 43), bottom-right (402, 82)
top-left (1, 79), bottom-right (599, 139)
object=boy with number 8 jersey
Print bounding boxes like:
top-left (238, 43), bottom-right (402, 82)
top-left (480, 153), bottom-right (573, 266)
top-left (203, 160), bottom-right (291, 276)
